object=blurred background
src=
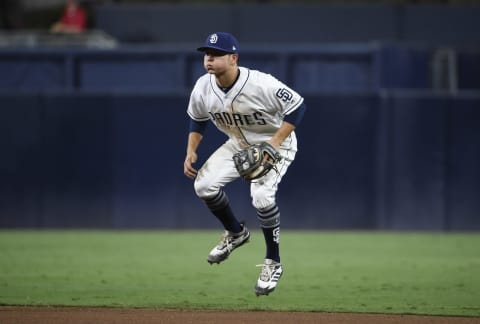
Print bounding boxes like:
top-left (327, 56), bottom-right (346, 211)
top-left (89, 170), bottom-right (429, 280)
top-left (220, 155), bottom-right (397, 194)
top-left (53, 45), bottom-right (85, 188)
top-left (1, 0), bottom-right (479, 230)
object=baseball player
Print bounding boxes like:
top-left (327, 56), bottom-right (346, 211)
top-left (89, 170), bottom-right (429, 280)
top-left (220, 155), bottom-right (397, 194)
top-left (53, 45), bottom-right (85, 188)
top-left (183, 32), bottom-right (306, 296)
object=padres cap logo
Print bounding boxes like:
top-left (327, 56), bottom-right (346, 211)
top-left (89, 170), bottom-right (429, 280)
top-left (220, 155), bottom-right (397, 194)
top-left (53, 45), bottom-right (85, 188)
top-left (209, 34), bottom-right (218, 44)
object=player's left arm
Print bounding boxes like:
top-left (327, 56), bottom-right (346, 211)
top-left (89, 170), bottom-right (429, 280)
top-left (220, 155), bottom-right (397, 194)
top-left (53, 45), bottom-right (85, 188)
top-left (268, 102), bottom-right (307, 150)
top-left (268, 121), bottom-right (295, 150)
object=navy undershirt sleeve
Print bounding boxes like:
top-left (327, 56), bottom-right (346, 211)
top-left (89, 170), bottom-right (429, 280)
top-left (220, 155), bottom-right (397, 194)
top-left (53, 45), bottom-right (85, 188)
top-left (189, 118), bottom-right (208, 135)
top-left (284, 102), bottom-right (307, 126)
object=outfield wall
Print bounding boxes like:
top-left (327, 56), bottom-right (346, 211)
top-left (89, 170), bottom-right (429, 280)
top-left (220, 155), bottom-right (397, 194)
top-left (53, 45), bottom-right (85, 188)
top-left (0, 44), bottom-right (433, 93)
top-left (1, 92), bottom-right (479, 230)
top-left (1, 45), bottom-right (478, 93)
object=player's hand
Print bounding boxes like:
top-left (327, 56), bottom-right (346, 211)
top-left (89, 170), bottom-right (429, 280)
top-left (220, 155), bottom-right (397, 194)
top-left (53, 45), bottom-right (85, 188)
top-left (184, 151), bottom-right (198, 179)
top-left (264, 140), bottom-right (280, 163)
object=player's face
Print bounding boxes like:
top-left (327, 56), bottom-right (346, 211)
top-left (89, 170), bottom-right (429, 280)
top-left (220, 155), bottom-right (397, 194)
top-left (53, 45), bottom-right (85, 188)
top-left (203, 50), bottom-right (237, 75)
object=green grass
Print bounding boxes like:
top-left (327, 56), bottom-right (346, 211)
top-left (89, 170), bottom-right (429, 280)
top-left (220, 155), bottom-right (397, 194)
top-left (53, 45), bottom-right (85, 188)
top-left (0, 230), bottom-right (479, 316)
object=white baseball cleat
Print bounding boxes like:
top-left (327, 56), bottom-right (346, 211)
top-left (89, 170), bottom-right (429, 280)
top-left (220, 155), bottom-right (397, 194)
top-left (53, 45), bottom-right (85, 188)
top-left (207, 224), bottom-right (250, 264)
top-left (254, 258), bottom-right (283, 296)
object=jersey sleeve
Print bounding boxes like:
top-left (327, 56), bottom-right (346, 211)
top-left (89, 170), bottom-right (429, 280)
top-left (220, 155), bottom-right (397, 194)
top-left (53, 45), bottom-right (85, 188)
top-left (187, 78), bottom-right (210, 122)
top-left (262, 74), bottom-right (304, 117)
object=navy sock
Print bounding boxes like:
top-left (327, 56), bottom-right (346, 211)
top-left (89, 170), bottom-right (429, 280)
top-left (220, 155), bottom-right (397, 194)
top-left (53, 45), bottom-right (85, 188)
top-left (261, 226), bottom-right (280, 262)
top-left (257, 205), bottom-right (281, 263)
top-left (204, 191), bottom-right (242, 233)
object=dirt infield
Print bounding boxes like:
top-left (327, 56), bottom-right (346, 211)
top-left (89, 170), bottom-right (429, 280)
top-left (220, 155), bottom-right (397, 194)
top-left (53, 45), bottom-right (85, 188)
top-left (1, 307), bottom-right (479, 324)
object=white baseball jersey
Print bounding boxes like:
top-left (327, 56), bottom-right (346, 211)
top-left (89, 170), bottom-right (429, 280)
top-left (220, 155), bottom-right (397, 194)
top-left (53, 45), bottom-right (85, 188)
top-left (187, 66), bottom-right (304, 151)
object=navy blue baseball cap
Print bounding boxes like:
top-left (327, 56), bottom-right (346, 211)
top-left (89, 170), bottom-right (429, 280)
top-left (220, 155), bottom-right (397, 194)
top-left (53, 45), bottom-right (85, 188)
top-left (197, 32), bottom-right (239, 54)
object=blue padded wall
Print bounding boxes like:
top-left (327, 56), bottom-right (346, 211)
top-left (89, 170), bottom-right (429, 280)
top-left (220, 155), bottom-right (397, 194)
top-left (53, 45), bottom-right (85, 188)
top-left (0, 54), bottom-right (66, 91)
top-left (40, 94), bottom-right (113, 228)
top-left (3, 92), bottom-right (479, 230)
top-left (77, 54), bottom-right (181, 92)
top-left (457, 52), bottom-right (480, 90)
top-left (0, 94), bottom-right (43, 227)
top-left (379, 94), bottom-right (448, 230)
top-left (446, 96), bottom-right (480, 230)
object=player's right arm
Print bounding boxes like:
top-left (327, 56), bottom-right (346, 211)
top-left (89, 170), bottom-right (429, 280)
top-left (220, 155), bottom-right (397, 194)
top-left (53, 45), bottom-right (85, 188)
top-left (184, 118), bottom-right (208, 179)
top-left (185, 76), bottom-right (209, 179)
top-left (184, 131), bottom-right (202, 179)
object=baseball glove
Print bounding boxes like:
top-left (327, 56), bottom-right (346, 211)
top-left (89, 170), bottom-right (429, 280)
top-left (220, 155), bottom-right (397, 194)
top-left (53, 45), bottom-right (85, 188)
top-left (233, 142), bottom-right (282, 181)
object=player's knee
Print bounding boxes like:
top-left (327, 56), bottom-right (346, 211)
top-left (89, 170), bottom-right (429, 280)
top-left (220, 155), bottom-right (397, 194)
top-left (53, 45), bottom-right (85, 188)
top-left (194, 177), bottom-right (218, 200)
top-left (193, 178), bottom-right (208, 199)
top-left (251, 188), bottom-right (275, 210)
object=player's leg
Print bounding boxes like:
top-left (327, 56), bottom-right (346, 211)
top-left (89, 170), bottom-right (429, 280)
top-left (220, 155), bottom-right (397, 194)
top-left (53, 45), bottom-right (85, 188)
top-left (194, 141), bottom-right (250, 264)
top-left (250, 149), bottom-right (295, 295)
top-left (251, 151), bottom-right (294, 262)
top-left (194, 141), bottom-right (241, 232)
